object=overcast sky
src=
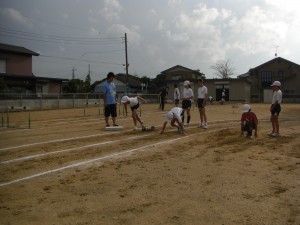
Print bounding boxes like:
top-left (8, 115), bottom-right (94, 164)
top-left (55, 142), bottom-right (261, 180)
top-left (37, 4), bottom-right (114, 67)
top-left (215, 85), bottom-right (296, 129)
top-left (0, 0), bottom-right (299, 82)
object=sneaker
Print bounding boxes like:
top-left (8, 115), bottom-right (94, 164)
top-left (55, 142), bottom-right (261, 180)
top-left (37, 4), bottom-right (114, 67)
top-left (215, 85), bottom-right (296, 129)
top-left (271, 132), bottom-right (279, 137)
top-left (184, 123), bottom-right (189, 127)
top-left (133, 126), bottom-right (137, 131)
top-left (268, 131), bottom-right (275, 136)
top-left (203, 123), bottom-right (208, 129)
top-left (106, 124), bottom-right (110, 127)
top-left (113, 124), bottom-right (118, 126)
top-left (198, 123), bottom-right (204, 128)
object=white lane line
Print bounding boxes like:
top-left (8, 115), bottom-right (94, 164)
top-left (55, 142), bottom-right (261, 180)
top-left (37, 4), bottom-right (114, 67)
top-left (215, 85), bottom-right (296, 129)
top-left (0, 131), bottom-right (201, 187)
top-left (0, 132), bottom-right (122, 152)
top-left (0, 134), bottom-right (153, 165)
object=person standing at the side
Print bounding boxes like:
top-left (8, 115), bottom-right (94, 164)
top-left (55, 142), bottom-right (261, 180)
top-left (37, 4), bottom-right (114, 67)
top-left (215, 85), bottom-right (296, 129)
top-left (103, 72), bottom-right (118, 127)
top-left (182, 80), bottom-right (194, 126)
top-left (197, 79), bottom-right (208, 129)
top-left (174, 84), bottom-right (180, 107)
top-left (160, 87), bottom-right (168, 111)
top-left (269, 81), bottom-right (282, 137)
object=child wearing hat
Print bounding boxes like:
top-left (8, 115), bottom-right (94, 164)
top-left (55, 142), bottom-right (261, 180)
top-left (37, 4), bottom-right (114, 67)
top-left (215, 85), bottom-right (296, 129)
top-left (240, 104), bottom-right (258, 138)
top-left (160, 107), bottom-right (185, 134)
top-left (121, 95), bottom-right (146, 131)
top-left (181, 80), bottom-right (194, 126)
top-left (269, 81), bottom-right (282, 137)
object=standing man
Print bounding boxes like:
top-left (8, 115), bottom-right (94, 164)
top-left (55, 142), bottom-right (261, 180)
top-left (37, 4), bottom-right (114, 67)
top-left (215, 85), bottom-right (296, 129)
top-left (197, 79), bottom-right (208, 129)
top-left (103, 72), bottom-right (118, 127)
top-left (269, 81), bottom-right (282, 137)
top-left (160, 87), bottom-right (168, 111)
top-left (182, 80), bottom-right (194, 126)
top-left (174, 84), bottom-right (180, 107)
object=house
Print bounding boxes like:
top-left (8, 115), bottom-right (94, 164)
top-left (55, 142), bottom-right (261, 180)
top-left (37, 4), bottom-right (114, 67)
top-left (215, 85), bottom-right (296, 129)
top-left (161, 65), bottom-right (251, 102)
top-left (239, 57), bottom-right (300, 103)
top-left (0, 43), bottom-right (67, 95)
top-left (161, 65), bottom-right (205, 100)
top-left (93, 73), bottom-right (142, 95)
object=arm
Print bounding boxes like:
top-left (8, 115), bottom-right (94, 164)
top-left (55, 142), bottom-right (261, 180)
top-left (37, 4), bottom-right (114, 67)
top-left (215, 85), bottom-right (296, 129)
top-left (137, 96), bottom-right (147, 103)
top-left (160, 121), bottom-right (167, 134)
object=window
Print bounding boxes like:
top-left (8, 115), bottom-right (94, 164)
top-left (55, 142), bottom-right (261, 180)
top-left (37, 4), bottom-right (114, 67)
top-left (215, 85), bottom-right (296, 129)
top-left (171, 76), bottom-right (182, 80)
top-left (0, 59), bottom-right (6, 73)
top-left (278, 70), bottom-right (284, 79)
top-left (261, 71), bottom-right (272, 87)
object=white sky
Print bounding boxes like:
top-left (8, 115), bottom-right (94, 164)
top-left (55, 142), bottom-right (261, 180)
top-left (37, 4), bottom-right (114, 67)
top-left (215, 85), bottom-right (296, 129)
top-left (0, 0), bottom-right (299, 82)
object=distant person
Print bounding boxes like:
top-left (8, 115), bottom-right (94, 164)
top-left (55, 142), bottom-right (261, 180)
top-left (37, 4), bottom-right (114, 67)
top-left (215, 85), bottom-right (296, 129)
top-left (220, 90), bottom-right (226, 104)
top-left (240, 104), bottom-right (258, 138)
top-left (182, 81), bottom-right (194, 126)
top-left (197, 79), bottom-right (208, 129)
top-left (174, 84), bottom-right (180, 106)
top-left (208, 96), bottom-right (213, 104)
top-left (121, 95), bottom-right (146, 131)
top-left (269, 81), bottom-right (282, 137)
top-left (103, 72), bottom-right (118, 127)
top-left (160, 87), bottom-right (168, 110)
top-left (160, 107), bottom-right (185, 134)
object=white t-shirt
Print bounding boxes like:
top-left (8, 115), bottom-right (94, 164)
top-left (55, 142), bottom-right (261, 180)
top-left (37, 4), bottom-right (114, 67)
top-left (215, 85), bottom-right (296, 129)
top-left (183, 88), bottom-right (193, 100)
top-left (197, 86), bottom-right (208, 99)
top-left (272, 90), bottom-right (282, 104)
top-left (128, 97), bottom-right (139, 107)
top-left (166, 107), bottom-right (183, 123)
top-left (174, 88), bottom-right (180, 100)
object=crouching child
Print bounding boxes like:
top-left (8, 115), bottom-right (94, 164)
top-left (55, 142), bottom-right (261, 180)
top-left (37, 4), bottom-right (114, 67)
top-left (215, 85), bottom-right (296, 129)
top-left (160, 107), bottom-right (185, 134)
top-left (240, 104), bottom-right (258, 138)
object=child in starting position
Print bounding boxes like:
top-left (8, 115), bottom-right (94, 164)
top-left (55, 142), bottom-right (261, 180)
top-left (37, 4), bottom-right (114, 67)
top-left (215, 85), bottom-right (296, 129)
top-left (160, 107), bottom-right (185, 134)
top-left (121, 95), bottom-right (146, 131)
top-left (240, 104), bottom-right (258, 138)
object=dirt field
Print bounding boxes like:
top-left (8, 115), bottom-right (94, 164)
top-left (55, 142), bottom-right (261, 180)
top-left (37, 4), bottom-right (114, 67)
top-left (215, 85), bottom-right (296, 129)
top-left (0, 103), bottom-right (299, 225)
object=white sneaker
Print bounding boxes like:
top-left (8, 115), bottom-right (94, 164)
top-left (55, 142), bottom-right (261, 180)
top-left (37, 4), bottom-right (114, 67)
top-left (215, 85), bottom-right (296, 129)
top-left (271, 132), bottom-right (279, 137)
top-left (203, 123), bottom-right (208, 129)
top-left (133, 126), bottom-right (137, 131)
top-left (198, 123), bottom-right (204, 128)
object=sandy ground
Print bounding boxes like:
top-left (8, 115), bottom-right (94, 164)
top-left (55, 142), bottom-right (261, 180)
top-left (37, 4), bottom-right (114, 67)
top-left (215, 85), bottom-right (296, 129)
top-left (0, 103), bottom-right (299, 225)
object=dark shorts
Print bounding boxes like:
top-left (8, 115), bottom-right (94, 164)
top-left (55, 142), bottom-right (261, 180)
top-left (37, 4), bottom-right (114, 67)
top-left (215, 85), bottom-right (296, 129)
top-left (105, 104), bottom-right (117, 117)
top-left (182, 99), bottom-right (191, 109)
top-left (174, 99), bottom-right (179, 105)
top-left (242, 121), bottom-right (256, 131)
top-left (271, 104), bottom-right (281, 116)
top-left (131, 102), bottom-right (140, 111)
top-left (197, 98), bottom-right (206, 108)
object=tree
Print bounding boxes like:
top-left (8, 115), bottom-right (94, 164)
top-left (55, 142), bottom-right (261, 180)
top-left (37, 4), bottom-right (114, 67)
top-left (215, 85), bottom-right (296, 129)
top-left (210, 59), bottom-right (235, 79)
top-left (84, 73), bottom-right (91, 92)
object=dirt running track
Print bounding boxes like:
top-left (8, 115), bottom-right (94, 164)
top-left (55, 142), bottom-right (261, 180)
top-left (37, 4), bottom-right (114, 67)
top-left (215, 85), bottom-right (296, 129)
top-left (0, 103), bottom-right (299, 225)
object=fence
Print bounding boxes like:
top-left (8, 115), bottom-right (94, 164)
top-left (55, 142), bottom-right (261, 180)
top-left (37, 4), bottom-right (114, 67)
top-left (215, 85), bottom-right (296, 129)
top-left (0, 93), bottom-right (160, 110)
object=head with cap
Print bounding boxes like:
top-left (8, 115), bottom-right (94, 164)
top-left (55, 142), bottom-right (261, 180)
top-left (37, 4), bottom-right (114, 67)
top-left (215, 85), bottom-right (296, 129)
top-left (121, 95), bottom-right (129, 104)
top-left (242, 104), bottom-right (251, 113)
top-left (271, 81), bottom-right (281, 90)
top-left (183, 80), bottom-right (190, 87)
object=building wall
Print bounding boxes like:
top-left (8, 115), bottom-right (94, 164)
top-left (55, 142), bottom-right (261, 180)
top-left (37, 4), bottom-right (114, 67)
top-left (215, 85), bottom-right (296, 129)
top-left (0, 52), bottom-right (32, 75)
top-left (248, 57), bottom-right (300, 103)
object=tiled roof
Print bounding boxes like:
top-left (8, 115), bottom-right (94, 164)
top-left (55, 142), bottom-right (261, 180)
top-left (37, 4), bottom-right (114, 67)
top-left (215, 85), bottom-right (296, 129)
top-left (0, 43), bottom-right (39, 56)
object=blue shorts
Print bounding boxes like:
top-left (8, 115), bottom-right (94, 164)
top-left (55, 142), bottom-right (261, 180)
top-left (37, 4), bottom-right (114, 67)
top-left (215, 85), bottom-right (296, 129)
top-left (271, 104), bottom-right (281, 116)
top-left (197, 98), bottom-right (206, 108)
top-left (105, 104), bottom-right (117, 117)
top-left (182, 99), bottom-right (191, 109)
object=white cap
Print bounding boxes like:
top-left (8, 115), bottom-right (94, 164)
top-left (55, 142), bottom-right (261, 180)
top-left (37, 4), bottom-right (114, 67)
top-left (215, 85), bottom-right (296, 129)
top-left (271, 81), bottom-right (281, 87)
top-left (243, 104), bottom-right (251, 112)
top-left (121, 96), bottom-right (129, 103)
top-left (183, 80), bottom-right (190, 86)
top-left (166, 112), bottom-right (173, 122)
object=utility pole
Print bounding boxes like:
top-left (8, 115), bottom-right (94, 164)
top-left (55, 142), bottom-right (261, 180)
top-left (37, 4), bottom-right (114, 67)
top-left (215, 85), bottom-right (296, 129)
top-left (125, 33), bottom-right (129, 94)
top-left (72, 66), bottom-right (76, 79)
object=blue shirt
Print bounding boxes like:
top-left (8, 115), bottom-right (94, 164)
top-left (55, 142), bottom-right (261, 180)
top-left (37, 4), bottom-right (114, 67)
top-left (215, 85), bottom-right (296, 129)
top-left (103, 81), bottom-right (116, 104)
